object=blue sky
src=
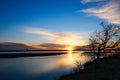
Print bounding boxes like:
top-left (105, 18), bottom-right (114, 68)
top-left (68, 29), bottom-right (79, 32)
top-left (0, 0), bottom-right (120, 46)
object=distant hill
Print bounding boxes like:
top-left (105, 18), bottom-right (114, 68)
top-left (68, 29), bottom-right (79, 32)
top-left (0, 42), bottom-right (37, 51)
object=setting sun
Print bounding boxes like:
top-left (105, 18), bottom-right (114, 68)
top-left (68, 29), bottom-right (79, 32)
top-left (67, 46), bottom-right (73, 51)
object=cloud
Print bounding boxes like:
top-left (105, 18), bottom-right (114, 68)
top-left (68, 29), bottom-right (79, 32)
top-left (0, 42), bottom-right (37, 50)
top-left (24, 27), bottom-right (88, 46)
top-left (81, 0), bottom-right (120, 24)
top-left (37, 43), bottom-right (66, 50)
top-left (24, 28), bottom-right (57, 37)
top-left (81, 0), bottom-right (105, 4)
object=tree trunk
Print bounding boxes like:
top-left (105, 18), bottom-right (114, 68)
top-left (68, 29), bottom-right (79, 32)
top-left (97, 53), bottom-right (100, 60)
top-left (96, 50), bottom-right (101, 60)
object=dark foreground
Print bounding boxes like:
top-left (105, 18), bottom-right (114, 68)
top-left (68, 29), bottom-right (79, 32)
top-left (59, 55), bottom-right (120, 80)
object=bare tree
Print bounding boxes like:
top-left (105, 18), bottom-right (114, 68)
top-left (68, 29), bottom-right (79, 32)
top-left (89, 22), bottom-right (120, 60)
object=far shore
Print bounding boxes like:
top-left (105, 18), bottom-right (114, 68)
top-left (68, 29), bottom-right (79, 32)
top-left (0, 49), bottom-right (119, 52)
top-left (0, 50), bottom-right (119, 58)
top-left (0, 52), bottom-right (68, 58)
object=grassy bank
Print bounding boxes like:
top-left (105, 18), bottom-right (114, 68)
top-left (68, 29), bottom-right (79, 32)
top-left (59, 55), bottom-right (120, 80)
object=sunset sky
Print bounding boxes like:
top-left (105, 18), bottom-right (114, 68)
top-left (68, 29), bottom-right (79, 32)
top-left (0, 0), bottom-right (120, 49)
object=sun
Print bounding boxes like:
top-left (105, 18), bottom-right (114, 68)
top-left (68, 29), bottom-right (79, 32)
top-left (67, 46), bottom-right (73, 51)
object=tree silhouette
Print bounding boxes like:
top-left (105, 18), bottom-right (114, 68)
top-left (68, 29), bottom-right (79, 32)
top-left (89, 22), bottom-right (120, 59)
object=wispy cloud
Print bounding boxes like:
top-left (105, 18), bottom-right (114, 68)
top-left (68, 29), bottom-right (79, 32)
top-left (81, 0), bottom-right (105, 4)
top-left (24, 27), bottom-right (88, 46)
top-left (81, 0), bottom-right (120, 24)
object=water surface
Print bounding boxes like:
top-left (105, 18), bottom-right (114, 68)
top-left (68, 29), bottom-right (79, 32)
top-left (0, 51), bottom-right (92, 80)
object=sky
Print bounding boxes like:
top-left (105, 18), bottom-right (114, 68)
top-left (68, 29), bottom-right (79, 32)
top-left (0, 0), bottom-right (120, 48)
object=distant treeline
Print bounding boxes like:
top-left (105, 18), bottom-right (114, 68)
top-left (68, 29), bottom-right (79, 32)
top-left (0, 50), bottom-right (68, 52)
top-left (0, 52), bottom-right (67, 58)
top-left (0, 49), bottom-right (119, 52)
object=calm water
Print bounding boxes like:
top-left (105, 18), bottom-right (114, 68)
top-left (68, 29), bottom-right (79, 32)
top-left (0, 51), bottom-right (92, 80)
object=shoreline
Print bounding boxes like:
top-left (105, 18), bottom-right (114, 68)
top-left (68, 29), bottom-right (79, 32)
top-left (58, 54), bottom-right (120, 80)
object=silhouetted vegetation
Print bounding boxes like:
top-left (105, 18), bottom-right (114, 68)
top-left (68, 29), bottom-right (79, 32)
top-left (72, 61), bottom-right (84, 73)
top-left (89, 22), bottom-right (120, 59)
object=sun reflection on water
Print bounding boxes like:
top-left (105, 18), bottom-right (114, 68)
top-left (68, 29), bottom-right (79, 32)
top-left (67, 46), bottom-right (74, 61)
top-left (68, 50), bottom-right (72, 61)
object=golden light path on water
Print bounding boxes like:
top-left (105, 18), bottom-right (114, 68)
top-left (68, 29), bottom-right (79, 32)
top-left (68, 50), bottom-right (72, 61)
top-left (67, 46), bottom-right (73, 61)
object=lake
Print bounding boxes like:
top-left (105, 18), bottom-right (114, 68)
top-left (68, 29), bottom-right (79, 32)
top-left (0, 51), bottom-right (92, 80)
